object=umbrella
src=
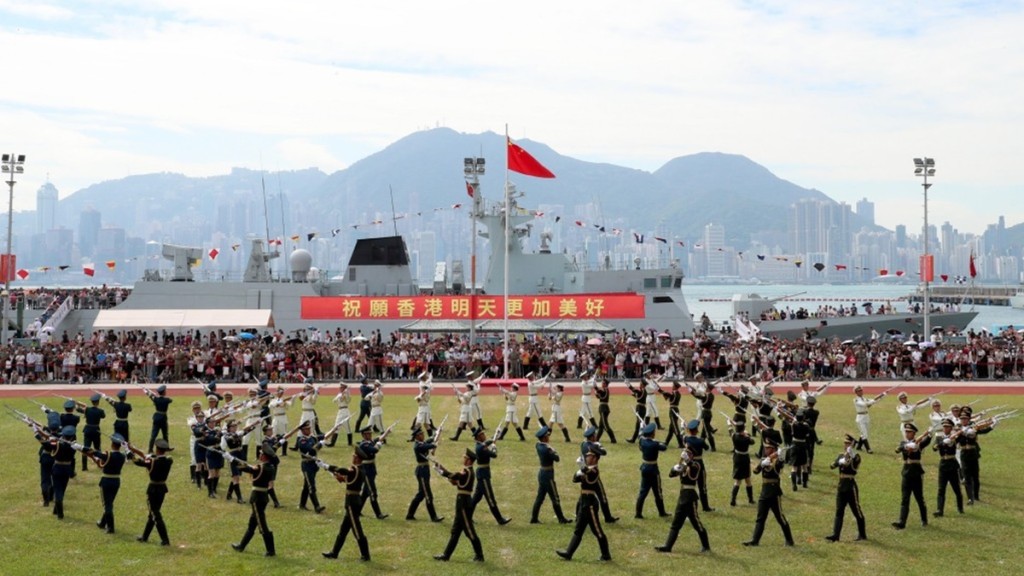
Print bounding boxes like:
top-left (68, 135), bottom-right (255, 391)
top-left (238, 332), bottom-right (256, 341)
top-left (678, 338), bottom-right (694, 345)
top-left (586, 337), bottom-right (603, 346)
top-left (841, 339), bottom-right (854, 345)
top-left (918, 341), bottom-right (936, 349)
top-left (350, 335), bottom-right (368, 342)
top-left (40, 326), bottom-right (56, 333)
top-left (222, 336), bottom-right (239, 342)
top-left (903, 340), bottom-right (917, 346)
top-left (657, 332), bottom-right (671, 339)
top-left (286, 337), bottom-right (304, 345)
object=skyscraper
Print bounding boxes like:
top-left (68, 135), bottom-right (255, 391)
top-left (855, 197), bottom-right (875, 226)
top-left (36, 182), bottom-right (59, 234)
top-left (79, 208), bottom-right (101, 259)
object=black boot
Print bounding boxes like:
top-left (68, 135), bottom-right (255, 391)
top-left (802, 471), bottom-right (809, 488)
top-left (406, 500), bottom-right (419, 520)
top-left (635, 499), bottom-right (645, 519)
top-left (863, 439), bottom-right (873, 454)
top-left (856, 517), bottom-right (867, 541)
top-left (655, 528), bottom-right (678, 552)
top-left (598, 536), bottom-right (612, 561)
top-left (476, 419), bottom-right (486, 431)
top-left (357, 536), bottom-right (371, 561)
top-left (55, 501), bottom-right (64, 520)
top-left (746, 485), bottom-right (755, 504)
top-left (697, 528), bottom-right (711, 553)
top-left (269, 488), bottom-right (280, 508)
top-left (189, 464), bottom-right (196, 483)
top-left (655, 417), bottom-right (664, 430)
top-left (451, 425), bottom-right (464, 441)
top-left (323, 530), bottom-right (344, 558)
top-left (263, 531), bottom-right (276, 557)
top-left (516, 427), bottom-right (526, 441)
top-left (523, 417), bottom-right (531, 431)
top-left (562, 428), bottom-right (571, 443)
top-left (347, 433), bottom-right (353, 446)
top-left (539, 417), bottom-right (548, 428)
top-left (557, 533), bottom-right (582, 560)
top-left (730, 486), bottom-right (739, 507)
top-left (232, 530), bottom-right (254, 552)
top-left (576, 416), bottom-right (584, 429)
top-left (155, 519), bottom-right (170, 546)
top-left (138, 519), bottom-right (154, 543)
top-left (82, 453), bottom-right (89, 472)
top-left (782, 523), bottom-right (795, 546)
top-left (791, 472), bottom-right (799, 492)
top-left (744, 521), bottom-right (765, 546)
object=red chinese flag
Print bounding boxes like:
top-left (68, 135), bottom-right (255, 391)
top-left (465, 181), bottom-right (474, 198)
top-left (83, 266), bottom-right (95, 277)
top-left (507, 137), bottom-right (555, 178)
top-left (969, 253), bottom-right (977, 278)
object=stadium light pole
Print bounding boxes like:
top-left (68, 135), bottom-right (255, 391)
top-left (1, 153), bottom-right (26, 345)
top-left (464, 157), bottom-right (485, 347)
top-left (914, 157), bottom-right (935, 338)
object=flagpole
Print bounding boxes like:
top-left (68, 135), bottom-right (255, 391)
top-left (503, 125), bottom-right (511, 379)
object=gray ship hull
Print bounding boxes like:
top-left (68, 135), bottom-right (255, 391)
top-left (754, 310), bottom-right (978, 341)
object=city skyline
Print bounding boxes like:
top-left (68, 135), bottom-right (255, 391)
top-left (2, 2), bottom-right (1023, 235)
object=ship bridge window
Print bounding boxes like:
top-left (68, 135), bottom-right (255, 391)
top-left (660, 276), bottom-right (673, 288)
top-left (644, 278), bottom-right (656, 289)
top-left (653, 296), bottom-right (675, 304)
top-left (348, 267), bottom-right (356, 281)
top-left (673, 277), bottom-right (682, 288)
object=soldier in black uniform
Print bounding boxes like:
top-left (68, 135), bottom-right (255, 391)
top-left (79, 394), bottom-right (107, 472)
top-left (729, 420), bottom-right (756, 506)
top-left (530, 426), bottom-right (572, 524)
top-left (892, 422), bottom-right (931, 530)
top-left (259, 423), bottom-right (283, 508)
top-left (636, 422), bottom-right (669, 519)
top-left (357, 425), bottom-right (390, 519)
top-left (104, 389), bottom-right (132, 443)
top-left (624, 378), bottom-right (648, 443)
top-left (656, 447), bottom-right (711, 554)
top-left (690, 377), bottom-right (717, 452)
top-left (580, 426), bottom-right (617, 523)
top-left (202, 416), bottom-right (225, 499)
top-left (223, 420), bottom-right (247, 504)
top-left (787, 409), bottom-right (811, 491)
top-left (932, 418), bottom-right (964, 516)
top-left (557, 445), bottom-right (612, 561)
top-left (35, 420), bottom-right (60, 507)
top-left (743, 438), bottom-right (795, 547)
top-left (147, 385), bottom-right (173, 452)
top-left (825, 434), bottom-right (867, 542)
top-left (354, 375), bottom-right (373, 432)
top-left (433, 449), bottom-right (485, 562)
top-left (322, 447), bottom-right (371, 561)
top-left (804, 395), bottom-right (822, 473)
top-left (683, 419), bottom-right (715, 512)
top-left (661, 380), bottom-right (684, 447)
top-left (49, 425), bottom-right (77, 519)
top-left (721, 385), bottom-right (750, 435)
top-left (132, 438), bottom-right (174, 546)
top-left (594, 378), bottom-right (616, 443)
top-left (406, 426), bottom-right (444, 522)
top-left (295, 420), bottom-right (327, 513)
top-left (230, 445), bottom-right (278, 556)
top-left (82, 433), bottom-right (127, 533)
top-left (56, 400), bottom-right (81, 479)
top-left (472, 427), bottom-right (511, 525)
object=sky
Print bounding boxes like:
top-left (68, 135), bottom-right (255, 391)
top-left (1, 0), bottom-right (1022, 235)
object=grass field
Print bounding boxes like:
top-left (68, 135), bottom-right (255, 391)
top-left (1, 390), bottom-right (1021, 576)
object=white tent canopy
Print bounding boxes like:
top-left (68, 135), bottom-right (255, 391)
top-left (93, 309), bottom-right (274, 330)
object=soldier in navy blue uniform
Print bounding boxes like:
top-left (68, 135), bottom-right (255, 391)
top-left (147, 385), bottom-right (173, 452)
top-left (892, 423), bottom-right (931, 530)
top-left (79, 394), bottom-right (107, 472)
top-left (721, 385), bottom-right (750, 433)
top-left (202, 417), bottom-right (224, 498)
top-left (354, 375), bottom-right (373, 432)
top-left (322, 447), bottom-right (371, 561)
top-left (788, 409), bottom-right (812, 491)
top-left (826, 434), bottom-right (867, 542)
top-left (35, 421), bottom-right (59, 507)
top-left (580, 426), bottom-right (617, 523)
top-left (295, 420), bottom-right (326, 513)
top-left (636, 422), bottom-right (669, 518)
top-left (48, 425), bottom-right (77, 519)
top-left (104, 389), bottom-right (133, 443)
top-left (661, 381), bottom-right (684, 447)
top-left (530, 426), bottom-right (572, 524)
top-left (594, 378), bottom-right (616, 443)
top-left (230, 445), bottom-right (278, 557)
top-left (557, 445), bottom-right (612, 561)
top-left (683, 419), bottom-right (715, 512)
top-left (656, 447), bottom-right (711, 554)
top-left (471, 427), bottom-right (511, 524)
top-left (223, 420), bottom-right (247, 504)
top-left (743, 438), bottom-right (795, 547)
top-left (83, 433), bottom-right (127, 533)
top-left (56, 400), bottom-right (81, 478)
top-left (357, 425), bottom-right (390, 519)
top-left (729, 420), bottom-right (756, 506)
top-left (624, 379), bottom-right (648, 443)
top-left (804, 395), bottom-right (822, 473)
top-left (132, 438), bottom-right (174, 546)
top-left (433, 449), bottom-right (485, 562)
top-left (406, 426), bottom-right (444, 522)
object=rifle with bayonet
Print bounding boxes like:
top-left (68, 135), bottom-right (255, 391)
top-left (321, 415), bottom-right (350, 445)
top-left (52, 394), bottom-right (85, 410)
top-left (431, 414), bottom-right (450, 452)
top-left (207, 444), bottom-right (252, 468)
top-left (873, 384), bottom-right (900, 402)
top-left (375, 420), bottom-right (399, 447)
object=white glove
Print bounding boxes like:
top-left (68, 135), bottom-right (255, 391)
top-left (574, 470), bottom-right (584, 480)
top-left (40, 406), bottom-right (48, 413)
top-left (316, 441), bottom-right (324, 449)
top-left (317, 460), bottom-right (329, 470)
top-left (760, 457), bottom-right (771, 467)
top-left (71, 442), bottom-right (83, 451)
top-left (943, 437), bottom-right (952, 446)
top-left (905, 442), bottom-right (917, 451)
top-left (671, 464), bottom-right (683, 474)
top-left (838, 457), bottom-right (847, 466)
top-left (278, 438), bottom-right (288, 446)
top-left (225, 453), bottom-right (235, 462)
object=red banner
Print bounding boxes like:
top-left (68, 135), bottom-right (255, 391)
top-left (302, 294), bottom-right (645, 321)
top-left (0, 254), bottom-right (15, 283)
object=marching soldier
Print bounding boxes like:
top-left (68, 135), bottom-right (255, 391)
top-left (299, 381), bottom-right (322, 434)
top-left (892, 423), bottom-right (931, 530)
top-left (683, 419), bottom-right (715, 512)
top-left (577, 371), bottom-right (598, 431)
top-left (432, 449), bottom-right (485, 562)
top-left (472, 427), bottom-right (511, 524)
top-left (186, 401), bottom-right (204, 487)
top-left (636, 422), bottom-right (669, 519)
top-left (104, 389), bottom-right (132, 443)
top-left (804, 395), bottom-right (822, 473)
top-left (896, 392), bottom-right (934, 439)
top-left (958, 407), bottom-right (994, 504)
top-left (131, 438), bottom-right (174, 546)
top-left (366, 380), bottom-right (385, 434)
top-left (932, 418), bottom-right (964, 517)
top-left (728, 419), bottom-right (756, 506)
top-left (581, 426), bottom-right (618, 523)
top-left (624, 377), bottom-right (648, 443)
top-left (825, 434), bottom-right (867, 542)
top-left (655, 447), bottom-right (711, 554)
top-left (743, 438), bottom-right (795, 547)
top-left (201, 412), bottom-right (224, 498)
top-left (721, 383), bottom-right (751, 434)
top-left (295, 420), bottom-right (327, 513)
top-left (406, 426), bottom-right (444, 522)
top-left (595, 378), bottom-right (616, 443)
top-left (269, 386), bottom-right (293, 456)
top-left (412, 374), bottom-right (434, 437)
top-left (79, 393), bottom-right (107, 472)
top-left (322, 447), bottom-right (371, 561)
top-left (49, 425), bottom-right (77, 519)
top-left (82, 433), bottom-right (127, 533)
top-left (357, 425), bottom-right (391, 519)
top-left (146, 385), bottom-right (173, 453)
top-left (523, 371), bottom-right (548, 431)
top-left (468, 373), bottom-right (486, 432)
top-left (229, 445), bottom-right (278, 557)
top-left (645, 372), bottom-right (664, 430)
top-left (853, 385), bottom-right (886, 454)
top-left (797, 378), bottom-right (832, 407)
top-left (450, 378), bottom-right (476, 441)
top-left (496, 382), bottom-right (526, 441)
top-left (548, 382), bottom-right (572, 443)
top-left (690, 377), bottom-right (717, 452)
top-left (328, 382), bottom-right (352, 447)
top-left (661, 380), bottom-right (684, 447)
top-left (557, 444), bottom-right (612, 561)
top-left (35, 419), bottom-right (58, 507)
top-left (223, 420), bottom-right (250, 504)
top-left (259, 423), bottom-right (283, 508)
top-left (530, 426), bottom-right (572, 524)
top-left (354, 375), bottom-right (373, 432)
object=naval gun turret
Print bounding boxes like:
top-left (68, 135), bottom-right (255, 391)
top-left (162, 244), bottom-right (204, 281)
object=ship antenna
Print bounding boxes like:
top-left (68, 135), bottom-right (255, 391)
top-left (260, 164), bottom-right (271, 249)
top-left (389, 185), bottom-right (399, 237)
top-left (279, 170), bottom-right (289, 279)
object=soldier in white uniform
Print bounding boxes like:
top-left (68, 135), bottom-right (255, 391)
top-left (413, 372), bottom-right (434, 436)
top-left (549, 383), bottom-right (572, 443)
top-left (468, 373), bottom-right (486, 430)
top-left (577, 372), bottom-right (598, 431)
top-left (497, 382), bottom-right (526, 441)
top-left (797, 379), bottom-right (832, 408)
top-left (524, 371), bottom-right (548, 431)
top-left (853, 385), bottom-right (887, 453)
top-left (449, 374), bottom-right (481, 441)
top-left (243, 387), bottom-right (265, 461)
top-left (299, 382), bottom-right (321, 434)
top-left (329, 382), bottom-right (352, 446)
top-left (269, 386), bottom-right (293, 456)
top-left (927, 399), bottom-right (947, 433)
top-left (896, 392), bottom-right (934, 439)
top-left (644, 372), bottom-right (665, 430)
top-left (366, 380), bottom-right (385, 433)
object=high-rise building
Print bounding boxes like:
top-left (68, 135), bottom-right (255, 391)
top-left (703, 223), bottom-right (727, 277)
top-left (36, 182), bottom-right (59, 234)
top-left (79, 208), bottom-right (101, 259)
top-left (855, 197), bottom-right (875, 226)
